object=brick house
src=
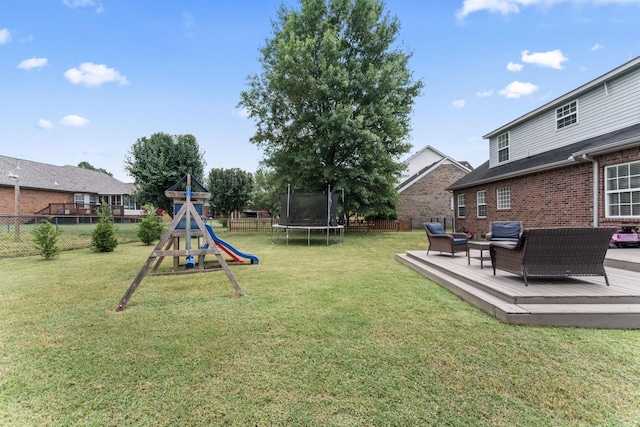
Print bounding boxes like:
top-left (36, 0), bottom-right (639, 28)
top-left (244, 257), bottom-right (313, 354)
top-left (449, 57), bottom-right (640, 238)
top-left (397, 145), bottom-right (472, 229)
top-left (0, 155), bottom-right (143, 217)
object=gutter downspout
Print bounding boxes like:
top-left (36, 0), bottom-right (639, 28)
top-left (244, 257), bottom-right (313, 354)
top-left (582, 154), bottom-right (599, 227)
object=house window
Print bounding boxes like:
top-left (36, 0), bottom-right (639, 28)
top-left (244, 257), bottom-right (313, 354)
top-left (556, 100), bottom-right (577, 130)
top-left (124, 196), bottom-right (140, 210)
top-left (496, 187), bottom-right (511, 210)
top-left (606, 161), bottom-right (640, 217)
top-left (457, 194), bottom-right (465, 218)
top-left (497, 133), bottom-right (509, 163)
top-left (477, 190), bottom-right (487, 218)
top-left (74, 193), bottom-right (85, 208)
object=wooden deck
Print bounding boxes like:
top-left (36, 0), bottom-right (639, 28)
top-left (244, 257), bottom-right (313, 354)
top-left (396, 247), bottom-right (640, 329)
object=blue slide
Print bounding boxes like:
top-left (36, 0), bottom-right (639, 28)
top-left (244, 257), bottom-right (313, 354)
top-left (204, 224), bottom-right (259, 264)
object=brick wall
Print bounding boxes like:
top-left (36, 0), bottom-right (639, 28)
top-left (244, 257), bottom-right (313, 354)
top-left (453, 148), bottom-right (640, 237)
top-left (397, 164), bottom-right (466, 229)
top-left (0, 187), bottom-right (73, 215)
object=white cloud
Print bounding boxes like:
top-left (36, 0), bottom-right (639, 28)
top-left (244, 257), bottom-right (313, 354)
top-left (457, 0), bottom-right (640, 19)
top-left (232, 107), bottom-right (250, 118)
top-left (457, 0), bottom-right (522, 19)
top-left (521, 49), bottom-right (568, 69)
top-left (60, 114), bottom-right (90, 127)
top-left (591, 43), bottom-right (604, 51)
top-left (452, 99), bottom-right (466, 108)
top-left (476, 90), bottom-right (493, 97)
top-left (499, 81), bottom-right (538, 98)
top-left (507, 62), bottom-right (523, 72)
top-left (17, 57), bottom-right (48, 70)
top-left (0, 28), bottom-right (11, 44)
top-left (63, 0), bottom-right (93, 8)
top-left (38, 119), bottom-right (54, 129)
top-left (64, 62), bottom-right (129, 86)
top-left (63, 0), bottom-right (104, 13)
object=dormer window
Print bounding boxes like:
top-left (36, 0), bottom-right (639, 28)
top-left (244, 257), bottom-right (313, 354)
top-left (497, 132), bottom-right (509, 163)
top-left (556, 100), bottom-right (577, 130)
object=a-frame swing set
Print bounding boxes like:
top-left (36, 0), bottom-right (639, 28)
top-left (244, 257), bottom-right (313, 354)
top-left (115, 174), bottom-right (245, 311)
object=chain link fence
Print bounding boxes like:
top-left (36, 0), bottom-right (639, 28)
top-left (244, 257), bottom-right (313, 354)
top-left (0, 215), bottom-right (142, 259)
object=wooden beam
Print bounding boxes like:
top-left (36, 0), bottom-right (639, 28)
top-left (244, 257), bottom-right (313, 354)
top-left (115, 174), bottom-right (245, 311)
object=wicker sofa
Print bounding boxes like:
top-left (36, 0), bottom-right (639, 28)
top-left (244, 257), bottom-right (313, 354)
top-left (424, 223), bottom-right (468, 257)
top-left (489, 227), bottom-right (616, 286)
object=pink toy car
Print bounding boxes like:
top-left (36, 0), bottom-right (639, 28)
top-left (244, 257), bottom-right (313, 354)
top-left (609, 225), bottom-right (640, 248)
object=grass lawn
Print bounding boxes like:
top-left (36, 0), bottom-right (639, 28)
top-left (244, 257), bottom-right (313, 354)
top-left (1, 231), bottom-right (639, 426)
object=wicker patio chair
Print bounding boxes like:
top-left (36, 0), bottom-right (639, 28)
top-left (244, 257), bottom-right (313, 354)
top-left (424, 223), bottom-right (468, 258)
top-left (489, 227), bottom-right (616, 286)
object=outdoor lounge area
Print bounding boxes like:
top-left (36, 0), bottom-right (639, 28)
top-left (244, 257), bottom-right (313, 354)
top-left (397, 243), bottom-right (640, 329)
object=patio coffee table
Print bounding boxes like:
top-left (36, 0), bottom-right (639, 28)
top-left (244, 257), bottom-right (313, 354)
top-left (467, 241), bottom-right (492, 269)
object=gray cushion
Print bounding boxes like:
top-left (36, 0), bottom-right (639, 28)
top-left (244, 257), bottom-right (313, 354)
top-left (426, 223), bottom-right (445, 234)
top-left (491, 222), bottom-right (520, 240)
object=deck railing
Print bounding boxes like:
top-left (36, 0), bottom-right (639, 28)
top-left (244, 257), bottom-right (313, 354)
top-left (35, 203), bottom-right (126, 216)
top-left (227, 218), bottom-right (411, 232)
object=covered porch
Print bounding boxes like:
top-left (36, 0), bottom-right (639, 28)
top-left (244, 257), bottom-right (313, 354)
top-left (396, 247), bottom-right (640, 329)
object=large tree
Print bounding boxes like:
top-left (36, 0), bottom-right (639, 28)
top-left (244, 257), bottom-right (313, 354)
top-left (248, 168), bottom-right (283, 216)
top-left (207, 168), bottom-right (254, 217)
top-left (124, 132), bottom-right (205, 216)
top-left (239, 0), bottom-right (423, 217)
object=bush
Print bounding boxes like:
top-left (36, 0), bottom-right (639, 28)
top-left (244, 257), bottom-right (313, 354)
top-left (32, 218), bottom-right (63, 260)
top-left (137, 204), bottom-right (164, 245)
top-left (91, 202), bottom-right (119, 252)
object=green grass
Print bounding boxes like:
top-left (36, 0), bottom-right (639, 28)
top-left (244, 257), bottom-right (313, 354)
top-left (1, 231), bottom-right (639, 426)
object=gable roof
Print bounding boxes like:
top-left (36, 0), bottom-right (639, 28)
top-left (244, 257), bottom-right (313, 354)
top-left (449, 122), bottom-right (640, 190)
top-left (484, 56), bottom-right (640, 139)
top-left (0, 155), bottom-right (133, 195)
top-left (397, 146), bottom-right (472, 193)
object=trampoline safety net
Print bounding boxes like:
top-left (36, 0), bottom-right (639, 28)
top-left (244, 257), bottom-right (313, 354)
top-left (280, 192), bottom-right (339, 226)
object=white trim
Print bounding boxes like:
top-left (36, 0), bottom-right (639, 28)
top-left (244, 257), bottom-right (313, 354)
top-left (476, 190), bottom-right (487, 218)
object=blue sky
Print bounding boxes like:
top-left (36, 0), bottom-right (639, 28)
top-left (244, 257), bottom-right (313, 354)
top-left (2, 0), bottom-right (640, 182)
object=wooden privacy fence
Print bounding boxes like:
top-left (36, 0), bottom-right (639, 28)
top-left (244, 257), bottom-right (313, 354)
top-left (344, 219), bottom-right (411, 232)
top-left (228, 219), bottom-right (273, 232)
top-left (227, 218), bottom-right (411, 232)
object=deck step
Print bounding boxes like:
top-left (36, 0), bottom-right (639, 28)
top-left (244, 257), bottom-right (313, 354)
top-left (396, 253), bottom-right (530, 323)
top-left (396, 252), bottom-right (640, 328)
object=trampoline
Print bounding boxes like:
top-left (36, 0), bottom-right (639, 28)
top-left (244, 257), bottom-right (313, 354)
top-left (272, 185), bottom-right (344, 246)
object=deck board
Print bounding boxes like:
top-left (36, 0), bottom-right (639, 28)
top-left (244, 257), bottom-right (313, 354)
top-left (397, 248), bottom-right (640, 328)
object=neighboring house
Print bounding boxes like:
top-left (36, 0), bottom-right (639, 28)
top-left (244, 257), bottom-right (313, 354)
top-left (449, 57), bottom-right (640, 238)
top-left (0, 155), bottom-right (143, 217)
top-left (397, 145), bottom-right (472, 229)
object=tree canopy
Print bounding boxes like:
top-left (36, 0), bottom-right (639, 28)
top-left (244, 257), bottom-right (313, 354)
top-left (239, 0), bottom-right (423, 217)
top-left (78, 161), bottom-right (112, 177)
top-left (207, 168), bottom-right (254, 217)
top-left (124, 132), bottom-right (205, 216)
top-left (248, 168), bottom-right (283, 215)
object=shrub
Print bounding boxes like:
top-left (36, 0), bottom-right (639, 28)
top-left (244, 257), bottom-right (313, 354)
top-left (91, 201), bottom-right (119, 252)
top-left (32, 218), bottom-right (63, 260)
top-left (137, 204), bottom-right (164, 245)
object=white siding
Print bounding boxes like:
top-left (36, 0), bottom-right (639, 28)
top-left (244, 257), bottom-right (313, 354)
top-left (400, 147), bottom-right (445, 182)
top-left (489, 68), bottom-right (640, 168)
